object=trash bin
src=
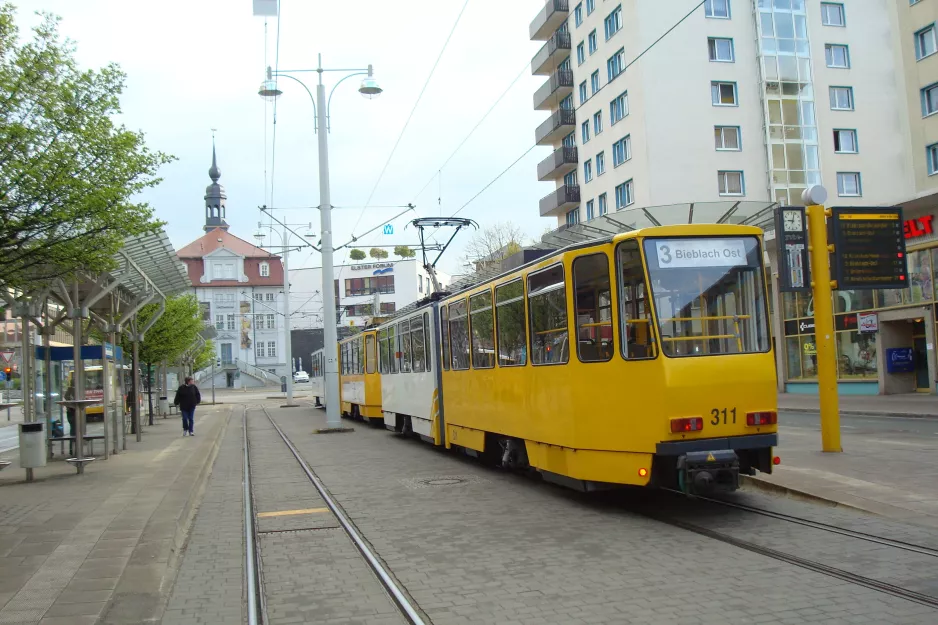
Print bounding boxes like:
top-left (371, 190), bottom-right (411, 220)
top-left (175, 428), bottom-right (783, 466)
top-left (19, 422), bottom-right (47, 468)
top-left (159, 396), bottom-right (168, 415)
top-left (280, 376), bottom-right (287, 393)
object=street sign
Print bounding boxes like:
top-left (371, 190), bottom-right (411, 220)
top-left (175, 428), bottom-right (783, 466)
top-left (831, 207), bottom-right (908, 290)
top-left (858, 313), bottom-right (878, 334)
top-left (0, 351), bottom-right (13, 363)
top-left (383, 224), bottom-right (394, 235)
top-left (0, 371), bottom-right (6, 382)
top-left (775, 206), bottom-right (811, 292)
top-left (885, 347), bottom-right (914, 373)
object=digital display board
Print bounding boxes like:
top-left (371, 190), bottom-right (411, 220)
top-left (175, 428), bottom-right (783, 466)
top-left (831, 207), bottom-right (908, 290)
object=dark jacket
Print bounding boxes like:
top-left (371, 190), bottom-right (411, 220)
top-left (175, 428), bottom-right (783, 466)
top-left (173, 383), bottom-right (201, 411)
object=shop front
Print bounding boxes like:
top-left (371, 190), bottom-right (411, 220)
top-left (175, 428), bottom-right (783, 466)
top-left (774, 204), bottom-right (938, 395)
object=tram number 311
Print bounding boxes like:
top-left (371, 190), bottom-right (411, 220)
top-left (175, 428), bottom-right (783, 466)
top-left (711, 407), bottom-right (737, 425)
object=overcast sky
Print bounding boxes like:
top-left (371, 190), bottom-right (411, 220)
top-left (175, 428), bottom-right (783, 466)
top-left (16, 0), bottom-right (551, 276)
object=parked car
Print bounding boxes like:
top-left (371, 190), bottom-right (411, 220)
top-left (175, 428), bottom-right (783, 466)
top-left (293, 371), bottom-right (309, 383)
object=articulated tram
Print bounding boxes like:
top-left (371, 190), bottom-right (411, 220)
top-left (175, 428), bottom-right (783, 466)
top-left (337, 225), bottom-right (778, 494)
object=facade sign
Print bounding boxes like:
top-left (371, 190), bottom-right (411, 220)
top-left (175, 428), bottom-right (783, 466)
top-left (774, 206), bottom-right (811, 293)
top-left (349, 262), bottom-right (393, 271)
top-left (831, 207), bottom-right (908, 290)
top-left (858, 313), bottom-right (878, 334)
top-left (885, 347), bottom-right (914, 373)
top-left (383, 224), bottom-right (394, 235)
top-left (904, 215), bottom-right (934, 240)
top-left (652, 238), bottom-right (749, 269)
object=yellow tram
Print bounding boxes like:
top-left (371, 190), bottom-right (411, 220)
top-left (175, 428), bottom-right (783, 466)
top-left (430, 224), bottom-right (778, 493)
top-left (337, 329), bottom-right (384, 424)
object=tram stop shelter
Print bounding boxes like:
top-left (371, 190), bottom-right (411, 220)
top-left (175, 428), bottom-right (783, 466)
top-left (1, 230), bottom-right (191, 478)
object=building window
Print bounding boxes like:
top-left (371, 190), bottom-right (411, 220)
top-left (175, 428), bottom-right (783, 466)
top-left (254, 293), bottom-right (263, 301)
top-left (708, 37), bottom-right (734, 62)
top-left (718, 171), bottom-right (745, 196)
top-left (923, 83), bottom-right (938, 116)
top-left (561, 94), bottom-right (574, 111)
top-left (830, 86), bottom-right (854, 110)
top-left (528, 265), bottom-right (569, 365)
top-left (215, 314), bottom-right (224, 330)
top-left (598, 193), bottom-right (608, 215)
top-left (820, 3), bottom-right (845, 27)
top-left (227, 314), bottom-right (235, 331)
top-left (704, 0), bottom-right (730, 19)
top-left (579, 81), bottom-right (588, 104)
top-left (344, 276), bottom-right (395, 296)
top-left (588, 29), bottom-right (597, 54)
top-left (596, 151), bottom-right (605, 175)
top-left (610, 91), bottom-right (629, 123)
top-left (265, 292), bottom-right (274, 301)
top-left (577, 42), bottom-right (586, 65)
top-left (591, 70), bottom-right (600, 95)
top-left (836, 172), bottom-right (862, 196)
top-left (584, 158), bottom-right (593, 183)
top-left (566, 208), bottom-right (580, 225)
top-left (604, 5), bottom-right (622, 40)
top-left (564, 170), bottom-right (578, 187)
top-left (256, 342), bottom-right (265, 358)
top-left (612, 135), bottom-right (631, 167)
top-left (928, 144), bottom-right (938, 175)
top-left (586, 200), bottom-right (595, 220)
top-left (574, 2), bottom-right (583, 27)
top-left (563, 131), bottom-right (576, 148)
top-left (915, 24), bottom-right (937, 60)
top-left (833, 129), bottom-right (858, 153)
top-left (593, 111), bottom-right (603, 135)
top-left (825, 44), bottom-right (850, 68)
top-left (266, 314), bottom-right (276, 329)
top-left (586, 0), bottom-right (595, 15)
top-left (714, 126), bottom-right (741, 150)
top-left (267, 341), bottom-right (277, 358)
top-left (711, 81), bottom-right (738, 106)
top-left (615, 180), bottom-right (634, 209)
top-left (259, 262), bottom-right (269, 277)
top-left (582, 120), bottom-right (591, 143)
top-left (607, 47), bottom-right (625, 81)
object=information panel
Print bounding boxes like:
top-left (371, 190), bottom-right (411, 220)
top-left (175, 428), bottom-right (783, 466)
top-left (831, 207), bottom-right (908, 290)
top-left (652, 238), bottom-right (748, 269)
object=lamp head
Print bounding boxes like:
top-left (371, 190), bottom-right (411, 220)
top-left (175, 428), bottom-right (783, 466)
top-left (359, 65), bottom-right (382, 98)
top-left (258, 67), bottom-right (282, 100)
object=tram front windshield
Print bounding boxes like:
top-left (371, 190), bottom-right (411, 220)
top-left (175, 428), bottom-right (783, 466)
top-left (642, 236), bottom-right (770, 357)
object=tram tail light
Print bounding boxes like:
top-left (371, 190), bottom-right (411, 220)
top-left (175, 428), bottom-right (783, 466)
top-left (670, 417), bottom-right (703, 433)
top-left (746, 411), bottom-right (777, 426)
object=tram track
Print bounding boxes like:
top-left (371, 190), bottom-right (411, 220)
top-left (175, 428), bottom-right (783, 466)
top-left (242, 404), bottom-right (428, 625)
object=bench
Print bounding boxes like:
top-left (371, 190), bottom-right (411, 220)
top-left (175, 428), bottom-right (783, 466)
top-left (49, 435), bottom-right (105, 457)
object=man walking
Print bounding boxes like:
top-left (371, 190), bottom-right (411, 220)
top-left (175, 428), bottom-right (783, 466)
top-left (173, 376), bottom-right (201, 436)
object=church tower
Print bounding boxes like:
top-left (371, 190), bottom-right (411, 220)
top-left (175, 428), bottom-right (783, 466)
top-left (203, 140), bottom-right (229, 232)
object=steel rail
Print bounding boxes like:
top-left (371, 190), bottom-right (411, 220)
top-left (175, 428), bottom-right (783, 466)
top-left (242, 407), bottom-right (267, 625)
top-left (261, 407), bottom-right (428, 625)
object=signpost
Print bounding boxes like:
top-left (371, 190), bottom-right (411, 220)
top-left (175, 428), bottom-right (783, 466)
top-left (0, 350), bottom-right (14, 363)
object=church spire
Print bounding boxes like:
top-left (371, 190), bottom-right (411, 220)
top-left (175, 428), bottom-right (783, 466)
top-left (203, 133), bottom-right (229, 232)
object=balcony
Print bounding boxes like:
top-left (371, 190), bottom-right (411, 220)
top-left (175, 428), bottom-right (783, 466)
top-left (533, 69), bottom-right (574, 111)
top-left (537, 146), bottom-right (578, 181)
top-left (531, 31), bottom-right (571, 75)
top-left (530, 0), bottom-right (570, 41)
top-left (539, 184), bottom-right (581, 217)
top-left (535, 109), bottom-right (576, 146)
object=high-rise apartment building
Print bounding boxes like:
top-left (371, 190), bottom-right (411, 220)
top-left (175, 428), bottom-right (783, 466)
top-left (530, 0), bottom-right (927, 226)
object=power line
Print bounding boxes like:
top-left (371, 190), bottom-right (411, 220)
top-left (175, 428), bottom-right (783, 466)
top-left (267, 0), bottom-right (283, 225)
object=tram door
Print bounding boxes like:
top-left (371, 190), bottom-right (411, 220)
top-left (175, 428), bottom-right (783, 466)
top-left (912, 321), bottom-right (929, 392)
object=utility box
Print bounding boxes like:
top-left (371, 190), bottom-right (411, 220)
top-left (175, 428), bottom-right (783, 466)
top-left (159, 396), bottom-right (169, 414)
top-left (19, 422), bottom-right (46, 468)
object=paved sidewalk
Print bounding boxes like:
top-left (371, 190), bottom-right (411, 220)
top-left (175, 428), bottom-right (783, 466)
top-left (779, 392), bottom-right (938, 418)
top-left (749, 413), bottom-right (938, 529)
top-left (0, 405), bottom-right (230, 625)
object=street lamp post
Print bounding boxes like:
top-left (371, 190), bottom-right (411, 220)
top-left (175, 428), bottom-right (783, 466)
top-left (259, 54), bottom-right (381, 430)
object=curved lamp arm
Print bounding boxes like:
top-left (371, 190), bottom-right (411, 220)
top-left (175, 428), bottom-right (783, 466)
top-left (326, 72), bottom-right (367, 131)
top-left (271, 72), bottom-right (318, 130)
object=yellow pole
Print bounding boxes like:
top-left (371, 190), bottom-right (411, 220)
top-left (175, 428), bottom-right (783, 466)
top-left (806, 203), bottom-right (842, 452)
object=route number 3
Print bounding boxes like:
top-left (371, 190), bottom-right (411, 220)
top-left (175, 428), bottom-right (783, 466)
top-left (711, 407), bottom-right (737, 425)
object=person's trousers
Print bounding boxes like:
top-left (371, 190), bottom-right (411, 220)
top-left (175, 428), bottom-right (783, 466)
top-left (181, 408), bottom-right (195, 433)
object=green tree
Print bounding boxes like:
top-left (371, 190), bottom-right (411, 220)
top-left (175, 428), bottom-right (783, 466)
top-left (369, 247), bottom-right (388, 259)
top-left (0, 4), bottom-right (172, 289)
top-left (349, 248), bottom-right (366, 261)
top-left (462, 222), bottom-right (525, 272)
top-left (394, 245), bottom-right (415, 258)
top-left (193, 339), bottom-right (215, 373)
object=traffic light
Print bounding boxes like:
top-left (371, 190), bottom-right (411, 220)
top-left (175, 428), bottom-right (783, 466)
top-left (3, 367), bottom-right (10, 375)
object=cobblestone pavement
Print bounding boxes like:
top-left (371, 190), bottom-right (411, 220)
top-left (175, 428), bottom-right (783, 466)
top-left (268, 404), bottom-right (937, 625)
top-left (0, 405), bottom-right (229, 625)
top-left (247, 407), bottom-right (406, 625)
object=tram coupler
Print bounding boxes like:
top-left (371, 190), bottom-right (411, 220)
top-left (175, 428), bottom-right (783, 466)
top-left (677, 450), bottom-right (740, 494)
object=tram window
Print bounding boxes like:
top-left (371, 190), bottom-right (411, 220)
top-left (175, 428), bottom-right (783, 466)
top-left (400, 319), bottom-right (412, 373)
top-left (412, 316), bottom-right (426, 373)
top-left (469, 290), bottom-right (495, 369)
top-left (574, 253), bottom-right (614, 362)
top-left (352, 339), bottom-right (360, 375)
top-left (424, 312), bottom-right (432, 372)
top-left (449, 299), bottom-right (470, 370)
top-left (441, 304), bottom-right (450, 371)
top-left (617, 240), bottom-right (657, 360)
top-left (495, 280), bottom-right (527, 366)
top-left (528, 264), bottom-right (569, 365)
top-left (366, 335), bottom-right (376, 374)
top-left (341, 343), bottom-right (347, 375)
top-left (378, 330), bottom-right (388, 374)
top-left (388, 325), bottom-right (398, 374)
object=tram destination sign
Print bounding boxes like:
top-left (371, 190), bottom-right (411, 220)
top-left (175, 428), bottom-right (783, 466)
top-left (831, 207), bottom-right (908, 290)
top-left (774, 206), bottom-right (811, 293)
